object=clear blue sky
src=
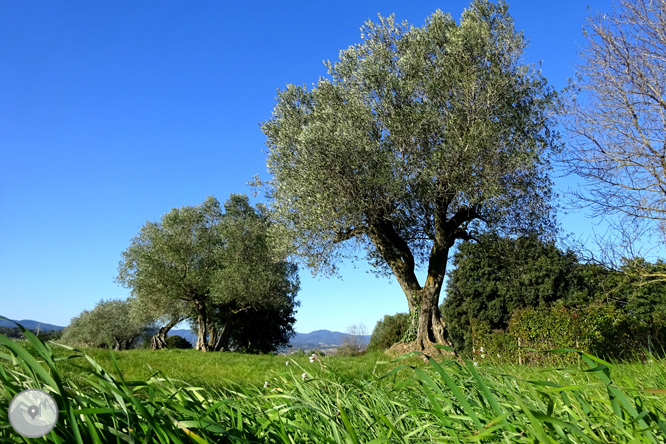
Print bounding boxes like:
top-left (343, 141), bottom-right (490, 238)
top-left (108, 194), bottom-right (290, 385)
top-left (1, 0), bottom-right (617, 334)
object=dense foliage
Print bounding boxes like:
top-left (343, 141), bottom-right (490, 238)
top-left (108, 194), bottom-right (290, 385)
top-left (257, 0), bottom-right (560, 349)
top-left (116, 194), bottom-right (300, 352)
top-left (60, 298), bottom-right (150, 351)
top-left (470, 300), bottom-right (666, 367)
top-left (367, 312), bottom-right (410, 352)
top-left (441, 234), bottom-right (593, 355)
top-left (165, 335), bottom-right (192, 350)
top-left (224, 302), bottom-right (298, 354)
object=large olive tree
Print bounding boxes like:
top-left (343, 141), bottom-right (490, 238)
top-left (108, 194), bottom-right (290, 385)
top-left (256, 0), bottom-right (559, 352)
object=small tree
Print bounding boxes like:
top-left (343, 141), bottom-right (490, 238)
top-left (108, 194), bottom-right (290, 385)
top-left (165, 335), bottom-right (193, 350)
top-left (203, 195), bottom-right (300, 352)
top-left (339, 323), bottom-right (368, 356)
top-left (257, 1), bottom-right (559, 352)
top-left (116, 196), bottom-right (224, 351)
top-left (60, 298), bottom-right (151, 351)
top-left (116, 194), bottom-right (300, 352)
top-left (367, 313), bottom-right (410, 352)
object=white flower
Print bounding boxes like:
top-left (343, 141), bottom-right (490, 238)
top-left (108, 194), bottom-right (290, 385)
top-left (301, 372), bottom-right (308, 380)
top-left (497, 354), bottom-right (500, 358)
top-left (481, 354), bottom-right (485, 359)
top-left (309, 354), bottom-right (319, 363)
top-left (264, 381), bottom-right (270, 388)
top-left (473, 361), bottom-right (479, 367)
top-left (480, 347), bottom-right (484, 352)
top-left (286, 361), bottom-right (289, 366)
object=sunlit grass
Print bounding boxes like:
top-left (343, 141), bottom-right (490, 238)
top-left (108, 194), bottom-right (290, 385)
top-left (1, 323), bottom-right (665, 442)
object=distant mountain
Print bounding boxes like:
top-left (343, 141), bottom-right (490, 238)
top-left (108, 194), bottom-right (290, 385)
top-left (167, 328), bottom-right (371, 351)
top-left (0, 318), bottom-right (64, 331)
top-left (287, 330), bottom-right (371, 350)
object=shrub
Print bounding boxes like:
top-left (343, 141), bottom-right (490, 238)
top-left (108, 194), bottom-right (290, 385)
top-left (166, 335), bottom-right (193, 349)
top-left (367, 313), bottom-right (409, 352)
top-left (471, 301), bottom-right (666, 366)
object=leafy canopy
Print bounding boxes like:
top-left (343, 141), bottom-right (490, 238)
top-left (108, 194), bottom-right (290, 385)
top-left (441, 234), bottom-right (592, 354)
top-left (258, 0), bottom-right (559, 278)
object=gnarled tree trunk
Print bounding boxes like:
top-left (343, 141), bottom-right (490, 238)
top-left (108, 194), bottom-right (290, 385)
top-left (364, 208), bottom-right (475, 355)
top-left (194, 299), bottom-right (210, 351)
top-left (151, 315), bottom-right (184, 350)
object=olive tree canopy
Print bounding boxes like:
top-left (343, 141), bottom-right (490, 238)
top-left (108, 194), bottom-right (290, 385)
top-left (116, 195), bottom-right (299, 352)
top-left (256, 0), bottom-right (559, 351)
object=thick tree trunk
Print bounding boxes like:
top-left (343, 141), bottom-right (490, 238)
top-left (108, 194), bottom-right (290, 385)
top-left (194, 299), bottom-right (210, 351)
top-left (207, 323), bottom-right (218, 350)
top-left (209, 316), bottom-right (233, 351)
top-left (217, 319), bottom-right (233, 351)
top-left (363, 205), bottom-right (478, 355)
top-left (415, 286), bottom-right (450, 349)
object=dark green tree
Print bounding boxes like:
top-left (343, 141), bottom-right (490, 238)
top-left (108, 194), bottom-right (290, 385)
top-left (165, 335), bottom-right (193, 350)
top-left (441, 234), bottom-right (591, 355)
top-left (600, 258), bottom-right (666, 327)
top-left (367, 313), bottom-right (410, 352)
top-left (256, 0), bottom-right (559, 352)
top-left (202, 195), bottom-right (300, 352)
top-left (225, 300), bottom-right (298, 354)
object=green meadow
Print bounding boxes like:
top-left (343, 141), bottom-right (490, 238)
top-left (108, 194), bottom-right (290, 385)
top-left (1, 329), bottom-right (666, 443)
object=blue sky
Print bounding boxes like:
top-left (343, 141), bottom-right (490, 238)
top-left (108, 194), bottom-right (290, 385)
top-left (1, 0), bottom-right (619, 334)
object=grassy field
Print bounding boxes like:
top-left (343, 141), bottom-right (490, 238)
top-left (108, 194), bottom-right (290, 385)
top-left (1, 329), bottom-right (666, 443)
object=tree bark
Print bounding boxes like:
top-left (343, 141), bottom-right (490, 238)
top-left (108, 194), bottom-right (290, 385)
top-left (365, 205), bottom-right (474, 353)
top-left (194, 299), bottom-right (210, 351)
top-left (210, 316), bottom-right (233, 351)
top-left (151, 316), bottom-right (184, 350)
top-left (415, 286), bottom-right (450, 349)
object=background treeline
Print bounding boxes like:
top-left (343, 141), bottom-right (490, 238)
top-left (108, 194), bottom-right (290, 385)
top-left (368, 233), bottom-right (666, 364)
top-left (0, 326), bottom-right (62, 342)
top-left (57, 194), bottom-right (300, 354)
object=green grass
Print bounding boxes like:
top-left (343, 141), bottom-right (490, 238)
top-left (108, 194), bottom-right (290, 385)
top-left (10, 341), bottom-right (417, 390)
top-left (1, 327), bottom-right (666, 442)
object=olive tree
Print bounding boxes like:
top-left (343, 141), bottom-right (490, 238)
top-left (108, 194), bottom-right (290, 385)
top-left (561, 0), bottom-right (666, 276)
top-left (60, 298), bottom-right (150, 351)
top-left (202, 195), bottom-right (300, 352)
top-left (116, 196), bottom-right (225, 350)
top-left (116, 194), bottom-right (300, 352)
top-left (257, 0), bottom-right (559, 351)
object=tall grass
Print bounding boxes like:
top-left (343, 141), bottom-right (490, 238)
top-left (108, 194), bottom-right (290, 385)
top-left (1, 321), bottom-right (665, 442)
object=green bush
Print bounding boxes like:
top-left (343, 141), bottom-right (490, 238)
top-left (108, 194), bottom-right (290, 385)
top-left (367, 312), bottom-right (410, 352)
top-left (471, 301), bottom-right (666, 366)
top-left (165, 335), bottom-right (193, 349)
